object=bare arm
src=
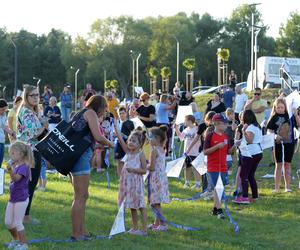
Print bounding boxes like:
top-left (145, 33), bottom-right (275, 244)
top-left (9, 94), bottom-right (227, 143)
top-left (148, 147), bottom-right (157, 171)
top-left (186, 134), bottom-right (200, 154)
top-left (294, 109), bottom-right (300, 127)
top-left (175, 124), bottom-right (183, 139)
top-left (242, 125), bottom-right (254, 144)
top-left (114, 120), bottom-right (129, 153)
top-left (139, 114), bottom-right (155, 122)
top-left (84, 110), bottom-right (114, 148)
top-left (128, 152), bottom-right (147, 175)
top-left (203, 142), bottom-right (225, 155)
top-left (244, 100), bottom-right (253, 110)
top-left (253, 106), bottom-right (266, 113)
top-left (6, 166), bottom-right (22, 182)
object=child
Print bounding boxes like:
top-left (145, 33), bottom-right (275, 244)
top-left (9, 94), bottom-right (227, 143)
top-left (175, 115), bottom-right (201, 189)
top-left (147, 126), bottom-right (170, 231)
top-left (186, 111), bottom-right (216, 192)
top-left (114, 107), bottom-right (135, 177)
top-left (5, 141), bottom-right (34, 250)
top-left (225, 108), bottom-right (238, 175)
top-left (203, 114), bottom-right (236, 219)
top-left (266, 98), bottom-right (300, 193)
top-left (114, 123), bottom-right (148, 236)
top-left (233, 111), bottom-right (244, 197)
top-left (0, 99), bottom-right (17, 168)
top-left (233, 110), bottom-right (263, 204)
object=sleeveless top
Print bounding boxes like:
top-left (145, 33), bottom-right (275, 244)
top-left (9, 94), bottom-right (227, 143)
top-left (71, 108), bottom-right (93, 144)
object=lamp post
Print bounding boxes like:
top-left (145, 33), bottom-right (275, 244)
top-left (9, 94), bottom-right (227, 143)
top-left (136, 53), bottom-right (141, 87)
top-left (9, 38), bottom-right (18, 96)
top-left (217, 48), bottom-right (222, 85)
top-left (173, 36), bottom-right (180, 84)
top-left (33, 77), bottom-right (41, 94)
top-left (249, 3), bottom-right (261, 90)
top-left (75, 69), bottom-right (80, 112)
top-left (130, 50), bottom-right (135, 99)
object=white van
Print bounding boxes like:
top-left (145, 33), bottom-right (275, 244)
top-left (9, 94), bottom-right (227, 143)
top-left (247, 56), bottom-right (300, 91)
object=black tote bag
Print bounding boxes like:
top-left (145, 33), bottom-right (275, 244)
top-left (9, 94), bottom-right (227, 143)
top-left (36, 112), bottom-right (91, 175)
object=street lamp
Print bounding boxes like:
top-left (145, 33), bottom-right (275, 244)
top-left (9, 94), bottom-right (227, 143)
top-left (33, 77), bottom-right (41, 94)
top-left (136, 53), bottom-right (141, 87)
top-left (249, 3), bottom-right (261, 90)
top-left (70, 66), bottom-right (80, 112)
top-left (9, 38), bottom-right (18, 96)
top-left (173, 36), bottom-right (180, 84)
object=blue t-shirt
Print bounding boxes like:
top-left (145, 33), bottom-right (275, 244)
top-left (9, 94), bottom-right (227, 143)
top-left (44, 106), bottom-right (62, 124)
top-left (60, 93), bottom-right (72, 108)
top-left (155, 103), bottom-right (169, 124)
top-left (223, 90), bottom-right (235, 108)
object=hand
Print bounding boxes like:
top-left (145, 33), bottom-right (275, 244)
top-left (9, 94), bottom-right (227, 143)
top-left (275, 135), bottom-right (282, 143)
top-left (242, 124), bottom-right (248, 131)
top-left (234, 139), bottom-right (241, 147)
top-left (11, 132), bottom-right (17, 140)
top-left (217, 142), bottom-right (226, 149)
top-left (109, 141), bottom-right (115, 148)
top-left (293, 108), bottom-right (299, 116)
top-left (232, 123), bottom-right (237, 131)
top-left (126, 168), bottom-right (135, 173)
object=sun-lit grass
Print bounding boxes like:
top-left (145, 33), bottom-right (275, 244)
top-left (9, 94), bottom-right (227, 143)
top-left (1, 149), bottom-right (300, 250)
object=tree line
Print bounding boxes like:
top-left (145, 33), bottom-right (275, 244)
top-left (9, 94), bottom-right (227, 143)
top-left (0, 5), bottom-right (299, 99)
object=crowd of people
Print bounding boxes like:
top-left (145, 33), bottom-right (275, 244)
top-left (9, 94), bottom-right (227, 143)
top-left (1, 81), bottom-right (300, 249)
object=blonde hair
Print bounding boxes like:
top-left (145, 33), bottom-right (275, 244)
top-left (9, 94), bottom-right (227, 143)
top-left (19, 85), bottom-right (39, 114)
top-left (50, 96), bottom-right (57, 104)
top-left (225, 108), bottom-right (234, 116)
top-left (270, 98), bottom-right (287, 119)
top-left (10, 141), bottom-right (35, 169)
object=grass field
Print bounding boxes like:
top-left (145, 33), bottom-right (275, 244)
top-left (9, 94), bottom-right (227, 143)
top-left (1, 149), bottom-right (300, 250)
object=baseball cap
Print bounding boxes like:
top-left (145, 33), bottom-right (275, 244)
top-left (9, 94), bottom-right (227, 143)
top-left (212, 113), bottom-right (228, 123)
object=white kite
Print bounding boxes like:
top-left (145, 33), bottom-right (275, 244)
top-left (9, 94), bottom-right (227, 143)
top-left (166, 157), bottom-right (185, 178)
top-left (261, 133), bottom-right (275, 150)
top-left (109, 201), bottom-right (126, 237)
top-left (215, 174), bottom-right (224, 202)
top-left (285, 90), bottom-right (300, 118)
top-left (191, 153), bottom-right (207, 175)
top-left (175, 106), bottom-right (193, 125)
top-left (130, 117), bottom-right (145, 129)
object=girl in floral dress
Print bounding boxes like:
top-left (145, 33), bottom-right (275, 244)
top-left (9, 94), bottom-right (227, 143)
top-left (147, 126), bottom-right (170, 231)
top-left (114, 122), bottom-right (148, 236)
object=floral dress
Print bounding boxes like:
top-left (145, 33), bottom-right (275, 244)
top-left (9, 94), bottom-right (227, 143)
top-left (148, 147), bottom-right (170, 205)
top-left (118, 152), bottom-right (145, 209)
top-left (17, 106), bottom-right (43, 148)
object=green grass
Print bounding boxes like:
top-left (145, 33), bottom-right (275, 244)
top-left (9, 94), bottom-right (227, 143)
top-left (1, 150), bottom-right (300, 250)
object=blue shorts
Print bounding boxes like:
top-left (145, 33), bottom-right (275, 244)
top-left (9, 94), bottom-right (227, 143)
top-left (40, 158), bottom-right (47, 180)
top-left (71, 147), bottom-right (93, 176)
top-left (207, 172), bottom-right (229, 188)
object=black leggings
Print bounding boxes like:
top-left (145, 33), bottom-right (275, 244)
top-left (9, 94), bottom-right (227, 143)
top-left (25, 150), bottom-right (41, 216)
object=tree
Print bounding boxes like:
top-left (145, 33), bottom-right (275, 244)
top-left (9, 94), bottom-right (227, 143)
top-left (160, 66), bottom-right (171, 78)
top-left (149, 66), bottom-right (159, 78)
top-left (217, 48), bottom-right (230, 62)
top-left (276, 11), bottom-right (300, 57)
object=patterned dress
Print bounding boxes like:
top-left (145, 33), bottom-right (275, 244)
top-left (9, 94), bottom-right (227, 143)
top-left (118, 152), bottom-right (145, 209)
top-left (148, 147), bottom-right (170, 205)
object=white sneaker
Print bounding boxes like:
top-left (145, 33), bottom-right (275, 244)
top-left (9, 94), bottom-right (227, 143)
top-left (7, 240), bottom-right (19, 249)
top-left (272, 189), bottom-right (280, 193)
top-left (191, 184), bottom-right (200, 189)
top-left (285, 188), bottom-right (292, 193)
top-left (183, 183), bottom-right (190, 188)
top-left (38, 187), bottom-right (45, 191)
top-left (13, 243), bottom-right (28, 250)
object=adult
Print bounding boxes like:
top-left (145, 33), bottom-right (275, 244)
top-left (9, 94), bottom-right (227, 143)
top-left (44, 97), bottom-right (62, 131)
top-left (7, 96), bottom-right (23, 143)
top-left (41, 85), bottom-right (52, 108)
top-left (205, 92), bottom-right (226, 114)
top-left (179, 91), bottom-right (193, 106)
top-left (244, 87), bottom-right (268, 125)
top-left (17, 85), bottom-right (48, 224)
top-left (106, 91), bottom-right (120, 119)
top-left (233, 109), bottom-right (263, 204)
top-left (136, 92), bottom-right (156, 128)
top-left (229, 70), bottom-right (237, 88)
top-left (223, 85), bottom-right (235, 109)
top-left (155, 94), bottom-right (177, 154)
top-left (70, 95), bottom-right (114, 240)
top-left (82, 83), bottom-right (97, 100)
top-left (60, 85), bottom-right (73, 122)
top-left (234, 85), bottom-right (248, 122)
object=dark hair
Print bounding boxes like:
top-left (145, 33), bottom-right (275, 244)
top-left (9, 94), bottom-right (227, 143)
top-left (254, 87), bottom-right (261, 92)
top-left (118, 106), bottom-right (127, 113)
top-left (14, 96), bottom-right (22, 104)
top-left (185, 114), bottom-right (196, 124)
top-left (205, 111), bottom-right (216, 121)
top-left (242, 109), bottom-right (260, 128)
top-left (140, 92), bottom-right (150, 101)
top-left (149, 125), bottom-right (168, 145)
top-left (0, 99), bottom-right (8, 108)
top-left (85, 92), bottom-right (94, 102)
top-left (85, 95), bottom-right (107, 115)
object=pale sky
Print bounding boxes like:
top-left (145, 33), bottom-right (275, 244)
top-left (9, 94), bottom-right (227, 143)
top-left (0, 0), bottom-right (298, 38)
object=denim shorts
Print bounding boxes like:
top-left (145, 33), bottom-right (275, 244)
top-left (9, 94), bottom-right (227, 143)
top-left (207, 172), bottom-right (229, 188)
top-left (40, 158), bottom-right (47, 180)
top-left (71, 147), bottom-right (93, 176)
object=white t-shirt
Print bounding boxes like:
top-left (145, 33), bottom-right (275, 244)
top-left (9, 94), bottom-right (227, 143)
top-left (234, 93), bottom-right (248, 113)
top-left (0, 114), bottom-right (7, 143)
top-left (244, 124), bottom-right (263, 156)
top-left (179, 126), bottom-right (200, 156)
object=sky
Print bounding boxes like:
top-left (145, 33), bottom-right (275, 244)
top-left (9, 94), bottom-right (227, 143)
top-left (0, 0), bottom-right (298, 38)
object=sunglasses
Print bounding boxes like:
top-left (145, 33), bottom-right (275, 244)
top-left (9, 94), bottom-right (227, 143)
top-left (254, 93), bottom-right (261, 96)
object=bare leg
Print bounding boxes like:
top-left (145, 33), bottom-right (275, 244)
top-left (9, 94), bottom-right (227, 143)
top-left (192, 167), bottom-right (200, 182)
top-left (283, 163), bottom-right (291, 190)
top-left (274, 163), bottom-right (282, 190)
top-left (71, 175), bottom-right (90, 239)
top-left (235, 166), bottom-right (241, 191)
top-left (185, 166), bottom-right (191, 183)
top-left (117, 160), bottom-right (124, 178)
top-left (153, 204), bottom-right (161, 226)
top-left (17, 230), bottom-right (27, 244)
top-left (130, 209), bottom-right (138, 230)
top-left (214, 190), bottom-right (221, 209)
top-left (8, 228), bottom-right (18, 240)
top-left (139, 208), bottom-right (147, 232)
